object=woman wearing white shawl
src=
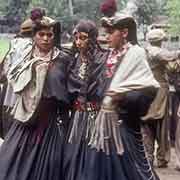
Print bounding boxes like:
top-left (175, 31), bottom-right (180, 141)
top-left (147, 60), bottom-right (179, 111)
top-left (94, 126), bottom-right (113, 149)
top-left (82, 14), bottom-right (160, 180)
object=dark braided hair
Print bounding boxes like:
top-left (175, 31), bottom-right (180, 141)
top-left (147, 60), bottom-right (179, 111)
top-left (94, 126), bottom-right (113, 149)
top-left (71, 20), bottom-right (104, 56)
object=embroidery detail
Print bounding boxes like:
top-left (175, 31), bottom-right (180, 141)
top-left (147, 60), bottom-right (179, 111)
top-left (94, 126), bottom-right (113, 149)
top-left (78, 61), bottom-right (88, 80)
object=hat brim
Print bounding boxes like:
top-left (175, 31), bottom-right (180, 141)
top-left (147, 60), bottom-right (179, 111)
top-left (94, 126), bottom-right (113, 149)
top-left (101, 17), bottom-right (114, 28)
top-left (101, 16), bottom-right (136, 30)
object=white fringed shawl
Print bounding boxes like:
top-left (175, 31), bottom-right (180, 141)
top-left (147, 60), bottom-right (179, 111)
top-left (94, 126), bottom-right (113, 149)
top-left (89, 45), bottom-right (159, 155)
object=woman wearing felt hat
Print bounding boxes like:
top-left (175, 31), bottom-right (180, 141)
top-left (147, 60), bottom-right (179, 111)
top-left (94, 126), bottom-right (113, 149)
top-left (77, 14), bottom-right (160, 180)
top-left (0, 8), bottom-right (72, 180)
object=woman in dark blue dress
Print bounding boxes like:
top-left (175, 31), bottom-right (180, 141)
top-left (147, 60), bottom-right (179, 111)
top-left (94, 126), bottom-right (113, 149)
top-left (63, 20), bottom-right (108, 180)
top-left (0, 12), bottom-right (71, 180)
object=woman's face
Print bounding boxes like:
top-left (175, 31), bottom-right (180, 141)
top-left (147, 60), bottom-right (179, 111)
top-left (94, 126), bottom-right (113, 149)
top-left (74, 32), bottom-right (89, 51)
top-left (34, 27), bottom-right (54, 53)
top-left (105, 27), bottom-right (128, 50)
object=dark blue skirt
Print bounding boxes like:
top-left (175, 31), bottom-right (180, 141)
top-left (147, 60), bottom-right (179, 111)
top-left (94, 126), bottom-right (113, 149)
top-left (63, 110), bottom-right (97, 180)
top-left (63, 111), bottom-right (159, 180)
top-left (82, 124), bottom-right (159, 180)
top-left (0, 113), bottom-right (63, 180)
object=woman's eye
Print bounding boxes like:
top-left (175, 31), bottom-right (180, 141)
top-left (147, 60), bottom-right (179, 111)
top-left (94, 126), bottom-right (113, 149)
top-left (79, 36), bottom-right (88, 41)
top-left (38, 32), bottom-right (54, 38)
top-left (39, 32), bottom-right (45, 37)
top-left (47, 33), bottom-right (54, 38)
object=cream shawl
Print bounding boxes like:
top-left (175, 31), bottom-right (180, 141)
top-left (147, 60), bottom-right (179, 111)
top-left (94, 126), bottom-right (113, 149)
top-left (89, 45), bottom-right (159, 155)
top-left (7, 48), bottom-right (60, 122)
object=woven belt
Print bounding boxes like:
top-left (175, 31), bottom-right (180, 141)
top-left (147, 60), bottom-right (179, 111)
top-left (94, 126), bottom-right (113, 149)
top-left (73, 100), bottom-right (100, 112)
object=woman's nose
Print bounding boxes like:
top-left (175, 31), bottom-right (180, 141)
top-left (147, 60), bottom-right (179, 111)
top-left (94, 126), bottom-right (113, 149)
top-left (43, 35), bottom-right (48, 41)
top-left (106, 34), bottom-right (110, 42)
top-left (76, 39), bottom-right (81, 46)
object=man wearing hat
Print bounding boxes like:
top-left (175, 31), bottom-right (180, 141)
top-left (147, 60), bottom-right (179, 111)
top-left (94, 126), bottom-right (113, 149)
top-left (142, 28), bottom-right (180, 168)
top-left (0, 17), bottom-right (33, 139)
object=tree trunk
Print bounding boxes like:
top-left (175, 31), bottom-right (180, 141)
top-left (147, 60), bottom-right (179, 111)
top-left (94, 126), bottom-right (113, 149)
top-left (68, 0), bottom-right (74, 16)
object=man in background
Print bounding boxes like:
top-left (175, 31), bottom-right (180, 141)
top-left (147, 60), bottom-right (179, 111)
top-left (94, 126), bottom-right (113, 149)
top-left (142, 28), bottom-right (180, 168)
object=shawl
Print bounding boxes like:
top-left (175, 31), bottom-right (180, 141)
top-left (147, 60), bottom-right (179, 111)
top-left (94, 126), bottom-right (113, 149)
top-left (7, 47), bottom-right (60, 122)
top-left (89, 45), bottom-right (159, 155)
top-left (2, 38), bottom-right (32, 107)
top-left (108, 45), bottom-right (159, 94)
top-left (0, 38), bottom-right (32, 82)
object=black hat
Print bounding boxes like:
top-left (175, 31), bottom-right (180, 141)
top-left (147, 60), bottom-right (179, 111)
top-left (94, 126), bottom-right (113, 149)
top-left (101, 14), bottom-right (138, 45)
top-left (101, 14), bottom-right (136, 30)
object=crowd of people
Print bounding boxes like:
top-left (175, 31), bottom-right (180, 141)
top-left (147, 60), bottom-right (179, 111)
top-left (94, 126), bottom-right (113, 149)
top-left (0, 1), bottom-right (180, 180)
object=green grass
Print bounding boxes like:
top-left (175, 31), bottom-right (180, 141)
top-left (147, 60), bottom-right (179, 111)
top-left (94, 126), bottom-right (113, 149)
top-left (0, 38), bottom-right (10, 59)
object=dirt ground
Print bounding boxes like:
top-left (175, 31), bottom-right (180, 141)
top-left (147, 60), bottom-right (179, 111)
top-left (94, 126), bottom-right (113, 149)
top-left (156, 148), bottom-right (180, 180)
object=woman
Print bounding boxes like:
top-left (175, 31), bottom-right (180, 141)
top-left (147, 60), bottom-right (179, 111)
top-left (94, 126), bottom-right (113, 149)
top-left (0, 11), bottom-right (71, 180)
top-left (80, 15), bottom-right (160, 180)
top-left (63, 20), bottom-right (108, 180)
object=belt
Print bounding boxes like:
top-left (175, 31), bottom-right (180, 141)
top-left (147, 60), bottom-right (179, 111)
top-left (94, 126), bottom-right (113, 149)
top-left (73, 100), bottom-right (100, 112)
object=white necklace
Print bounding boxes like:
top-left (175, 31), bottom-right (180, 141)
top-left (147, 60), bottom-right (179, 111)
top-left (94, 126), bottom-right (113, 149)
top-left (33, 47), bottom-right (52, 62)
top-left (79, 61), bottom-right (88, 80)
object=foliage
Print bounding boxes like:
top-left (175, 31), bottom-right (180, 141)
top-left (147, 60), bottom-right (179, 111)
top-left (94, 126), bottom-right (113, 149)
top-left (0, 0), bottom-right (168, 35)
top-left (134, 0), bottom-right (165, 25)
top-left (0, 0), bottom-right (8, 15)
top-left (166, 0), bottom-right (180, 34)
top-left (117, 0), bottom-right (128, 8)
top-left (0, 38), bottom-right (9, 59)
top-left (6, 0), bottom-right (30, 19)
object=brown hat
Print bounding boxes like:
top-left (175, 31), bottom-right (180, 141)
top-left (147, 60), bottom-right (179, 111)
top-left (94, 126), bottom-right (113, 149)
top-left (20, 18), bottom-right (33, 33)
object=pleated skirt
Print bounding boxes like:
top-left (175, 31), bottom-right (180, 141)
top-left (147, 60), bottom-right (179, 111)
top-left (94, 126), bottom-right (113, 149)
top-left (63, 111), bottom-right (159, 180)
top-left (0, 113), bottom-right (63, 180)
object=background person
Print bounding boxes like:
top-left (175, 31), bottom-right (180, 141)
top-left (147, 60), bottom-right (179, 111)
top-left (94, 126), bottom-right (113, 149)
top-left (0, 16), bottom-right (33, 139)
top-left (142, 28), bottom-right (180, 168)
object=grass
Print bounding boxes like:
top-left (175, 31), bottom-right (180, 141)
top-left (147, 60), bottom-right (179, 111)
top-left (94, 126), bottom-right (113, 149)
top-left (0, 38), bottom-right (10, 61)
